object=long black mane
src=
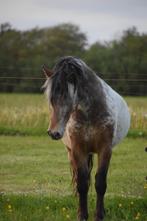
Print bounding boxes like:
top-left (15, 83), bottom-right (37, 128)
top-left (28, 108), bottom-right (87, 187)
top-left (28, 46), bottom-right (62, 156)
top-left (50, 56), bottom-right (88, 105)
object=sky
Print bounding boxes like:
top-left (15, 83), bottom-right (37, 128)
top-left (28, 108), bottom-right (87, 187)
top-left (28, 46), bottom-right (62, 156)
top-left (0, 0), bottom-right (147, 44)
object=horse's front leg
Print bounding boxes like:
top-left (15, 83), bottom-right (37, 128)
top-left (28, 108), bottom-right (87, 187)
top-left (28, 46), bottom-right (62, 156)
top-left (95, 148), bottom-right (112, 221)
top-left (69, 150), bottom-right (90, 221)
top-left (77, 165), bottom-right (89, 221)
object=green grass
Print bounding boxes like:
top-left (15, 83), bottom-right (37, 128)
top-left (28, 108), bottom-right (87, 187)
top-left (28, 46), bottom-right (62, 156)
top-left (0, 194), bottom-right (146, 221)
top-left (125, 97), bottom-right (147, 136)
top-left (0, 136), bottom-right (147, 220)
top-left (0, 93), bottom-right (147, 220)
top-left (0, 136), bottom-right (146, 197)
top-left (0, 93), bottom-right (146, 137)
top-left (0, 93), bottom-right (48, 136)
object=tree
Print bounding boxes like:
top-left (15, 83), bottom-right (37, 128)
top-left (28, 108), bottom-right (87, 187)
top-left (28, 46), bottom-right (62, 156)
top-left (84, 27), bottom-right (147, 95)
top-left (0, 23), bottom-right (87, 92)
top-left (40, 23), bottom-right (87, 67)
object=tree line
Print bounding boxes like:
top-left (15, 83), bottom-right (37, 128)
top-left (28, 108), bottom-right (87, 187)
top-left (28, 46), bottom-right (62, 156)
top-left (0, 22), bottom-right (147, 95)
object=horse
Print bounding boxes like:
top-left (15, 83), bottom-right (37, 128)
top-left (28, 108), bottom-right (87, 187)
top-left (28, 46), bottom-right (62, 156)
top-left (42, 56), bottom-right (130, 221)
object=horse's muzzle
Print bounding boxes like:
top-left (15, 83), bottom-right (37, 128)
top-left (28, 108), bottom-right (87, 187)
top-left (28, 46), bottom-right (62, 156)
top-left (47, 130), bottom-right (62, 140)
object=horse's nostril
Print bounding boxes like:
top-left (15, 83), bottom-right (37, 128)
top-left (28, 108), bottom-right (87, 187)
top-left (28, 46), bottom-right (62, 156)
top-left (53, 131), bottom-right (62, 140)
top-left (47, 130), bottom-right (62, 140)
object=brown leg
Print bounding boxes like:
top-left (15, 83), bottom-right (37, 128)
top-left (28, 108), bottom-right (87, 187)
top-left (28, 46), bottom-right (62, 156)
top-left (77, 165), bottom-right (89, 221)
top-left (95, 148), bottom-right (112, 221)
top-left (68, 149), bottom-right (92, 221)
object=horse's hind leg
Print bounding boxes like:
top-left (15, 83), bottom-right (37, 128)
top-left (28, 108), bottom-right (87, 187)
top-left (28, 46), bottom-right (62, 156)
top-left (95, 148), bottom-right (112, 221)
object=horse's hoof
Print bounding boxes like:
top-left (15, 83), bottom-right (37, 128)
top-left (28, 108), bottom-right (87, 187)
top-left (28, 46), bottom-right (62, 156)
top-left (78, 211), bottom-right (88, 221)
top-left (79, 218), bottom-right (87, 221)
top-left (78, 217), bottom-right (87, 221)
top-left (94, 209), bottom-right (105, 221)
top-left (94, 218), bottom-right (103, 221)
top-left (94, 215), bottom-right (104, 221)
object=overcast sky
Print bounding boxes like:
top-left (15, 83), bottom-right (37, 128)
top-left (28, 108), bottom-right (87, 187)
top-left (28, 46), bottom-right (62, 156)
top-left (0, 0), bottom-right (147, 44)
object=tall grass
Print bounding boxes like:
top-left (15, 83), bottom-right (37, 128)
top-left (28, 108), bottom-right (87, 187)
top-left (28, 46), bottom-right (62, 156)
top-left (126, 97), bottom-right (147, 132)
top-left (0, 94), bottom-right (146, 136)
top-left (0, 94), bottom-right (48, 135)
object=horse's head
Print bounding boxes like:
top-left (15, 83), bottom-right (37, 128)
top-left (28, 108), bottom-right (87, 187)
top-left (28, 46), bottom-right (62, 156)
top-left (42, 57), bottom-right (83, 140)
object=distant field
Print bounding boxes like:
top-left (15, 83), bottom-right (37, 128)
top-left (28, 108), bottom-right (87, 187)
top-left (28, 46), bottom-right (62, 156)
top-left (0, 93), bottom-right (147, 136)
top-left (0, 136), bottom-right (147, 220)
top-left (0, 93), bottom-right (48, 136)
top-left (126, 97), bottom-right (147, 136)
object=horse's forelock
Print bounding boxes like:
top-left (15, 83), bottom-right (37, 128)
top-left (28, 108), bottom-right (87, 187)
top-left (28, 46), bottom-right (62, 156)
top-left (49, 57), bottom-right (86, 105)
top-left (44, 56), bottom-right (88, 104)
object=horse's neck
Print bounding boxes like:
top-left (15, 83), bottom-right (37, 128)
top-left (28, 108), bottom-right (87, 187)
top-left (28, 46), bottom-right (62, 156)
top-left (75, 75), bottom-right (109, 122)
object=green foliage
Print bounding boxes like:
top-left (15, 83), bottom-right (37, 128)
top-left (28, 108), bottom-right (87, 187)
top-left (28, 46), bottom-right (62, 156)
top-left (0, 23), bottom-right (147, 94)
top-left (0, 23), bottom-right (87, 93)
top-left (84, 27), bottom-right (147, 95)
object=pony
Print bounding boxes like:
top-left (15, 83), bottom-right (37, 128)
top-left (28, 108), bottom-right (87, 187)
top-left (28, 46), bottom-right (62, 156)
top-left (42, 56), bottom-right (130, 221)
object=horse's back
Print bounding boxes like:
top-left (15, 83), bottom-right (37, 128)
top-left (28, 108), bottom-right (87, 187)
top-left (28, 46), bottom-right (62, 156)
top-left (101, 79), bottom-right (130, 147)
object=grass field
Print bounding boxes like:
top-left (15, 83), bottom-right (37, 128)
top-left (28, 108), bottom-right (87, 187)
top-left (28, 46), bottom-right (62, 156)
top-left (0, 94), bottom-right (146, 137)
top-left (0, 195), bottom-right (146, 221)
top-left (0, 136), bottom-right (147, 220)
top-left (0, 93), bottom-right (147, 220)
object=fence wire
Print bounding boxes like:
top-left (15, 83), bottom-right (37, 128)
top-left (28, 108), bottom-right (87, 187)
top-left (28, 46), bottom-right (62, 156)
top-left (0, 76), bottom-right (147, 81)
top-left (0, 76), bottom-right (146, 96)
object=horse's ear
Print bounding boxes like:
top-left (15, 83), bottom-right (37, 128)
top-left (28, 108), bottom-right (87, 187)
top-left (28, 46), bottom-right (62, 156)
top-left (42, 65), bottom-right (53, 78)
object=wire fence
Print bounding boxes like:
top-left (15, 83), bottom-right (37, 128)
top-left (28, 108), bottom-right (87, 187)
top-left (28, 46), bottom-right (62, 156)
top-left (0, 76), bottom-right (45, 80)
top-left (0, 76), bottom-right (147, 96)
top-left (0, 76), bottom-right (147, 81)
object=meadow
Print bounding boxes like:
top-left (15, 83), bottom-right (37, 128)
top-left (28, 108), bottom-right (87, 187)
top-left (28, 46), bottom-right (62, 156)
top-left (0, 136), bottom-right (147, 221)
top-left (0, 93), bottom-right (147, 221)
top-left (0, 94), bottom-right (146, 137)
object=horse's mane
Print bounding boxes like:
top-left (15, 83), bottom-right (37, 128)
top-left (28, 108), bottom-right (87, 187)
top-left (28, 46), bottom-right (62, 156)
top-left (50, 56), bottom-right (88, 104)
top-left (44, 56), bottom-right (110, 127)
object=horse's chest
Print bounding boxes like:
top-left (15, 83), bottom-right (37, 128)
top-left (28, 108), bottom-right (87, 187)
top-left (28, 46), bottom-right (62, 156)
top-left (81, 126), bottom-right (97, 142)
top-left (62, 119), bottom-right (107, 151)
